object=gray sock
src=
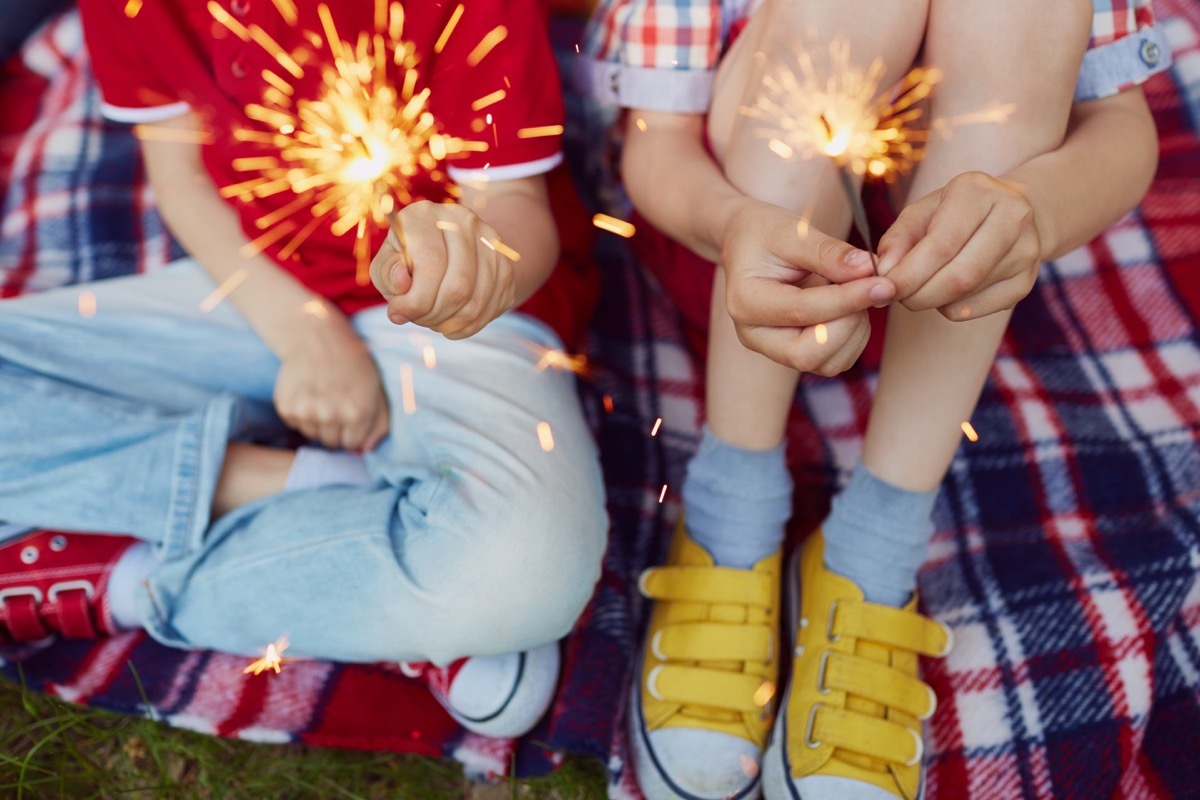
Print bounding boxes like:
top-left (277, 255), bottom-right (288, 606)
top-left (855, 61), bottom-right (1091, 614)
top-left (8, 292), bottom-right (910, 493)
top-left (822, 464), bottom-right (938, 607)
top-left (681, 426), bottom-right (792, 569)
top-left (107, 542), bottom-right (156, 630)
top-left (284, 447), bottom-right (372, 491)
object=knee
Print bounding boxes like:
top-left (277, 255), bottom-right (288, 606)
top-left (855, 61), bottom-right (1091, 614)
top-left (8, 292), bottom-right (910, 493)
top-left (422, 483), bottom-right (608, 659)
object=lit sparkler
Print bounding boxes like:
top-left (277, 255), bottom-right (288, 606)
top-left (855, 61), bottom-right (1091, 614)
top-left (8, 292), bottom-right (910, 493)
top-left (747, 41), bottom-right (942, 273)
top-left (244, 636), bottom-right (290, 675)
top-left (212, 0), bottom-right (486, 282)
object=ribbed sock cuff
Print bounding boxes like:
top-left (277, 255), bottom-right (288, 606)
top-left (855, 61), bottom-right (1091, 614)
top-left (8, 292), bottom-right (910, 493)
top-left (822, 464), bottom-right (937, 606)
top-left (682, 426), bottom-right (792, 569)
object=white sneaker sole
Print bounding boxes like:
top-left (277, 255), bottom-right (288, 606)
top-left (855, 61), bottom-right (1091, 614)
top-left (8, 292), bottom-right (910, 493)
top-left (447, 642), bottom-right (560, 739)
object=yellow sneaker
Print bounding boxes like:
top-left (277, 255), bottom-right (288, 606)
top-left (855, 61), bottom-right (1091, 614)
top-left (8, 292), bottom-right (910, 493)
top-left (631, 517), bottom-right (781, 799)
top-left (762, 530), bottom-right (952, 800)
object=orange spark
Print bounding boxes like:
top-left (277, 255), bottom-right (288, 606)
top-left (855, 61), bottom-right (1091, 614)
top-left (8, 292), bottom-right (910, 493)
top-left (301, 298), bottom-right (329, 319)
top-left (517, 125), bottom-right (564, 139)
top-left (603, 395), bottom-right (614, 414)
top-left (533, 346), bottom-right (589, 376)
top-left (471, 89), bottom-right (506, 111)
top-left (434, 4), bottom-right (465, 54)
top-left (481, 237), bottom-right (521, 262)
top-left (961, 421), bottom-right (979, 442)
top-left (467, 26), bottom-right (507, 67)
top-left (244, 636), bottom-right (290, 675)
top-left (658, 484), bottom-right (668, 504)
top-left (814, 323), bottom-right (829, 345)
top-left (740, 754), bottom-right (761, 779)
top-left (78, 291), bottom-right (97, 318)
top-left (123, 0), bottom-right (142, 17)
top-left (422, 344), bottom-right (437, 369)
top-left (401, 364), bottom-right (417, 414)
top-left (754, 680), bottom-right (776, 707)
top-left (537, 421), bottom-right (555, 452)
top-left (269, 0), bottom-right (298, 24)
top-left (592, 214), bottom-right (636, 238)
top-left (650, 417), bottom-right (662, 437)
top-left (199, 269), bottom-right (249, 312)
top-left (635, 117), bottom-right (648, 132)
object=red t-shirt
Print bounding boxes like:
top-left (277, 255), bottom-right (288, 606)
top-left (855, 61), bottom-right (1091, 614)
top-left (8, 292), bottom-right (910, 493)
top-left (78, 0), bottom-right (591, 338)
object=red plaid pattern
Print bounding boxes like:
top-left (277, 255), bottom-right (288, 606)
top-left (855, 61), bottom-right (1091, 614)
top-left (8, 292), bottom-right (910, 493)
top-left (583, 0), bottom-right (1169, 106)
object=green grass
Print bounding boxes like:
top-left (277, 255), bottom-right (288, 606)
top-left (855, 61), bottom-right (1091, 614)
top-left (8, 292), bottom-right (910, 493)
top-left (0, 669), bottom-right (608, 799)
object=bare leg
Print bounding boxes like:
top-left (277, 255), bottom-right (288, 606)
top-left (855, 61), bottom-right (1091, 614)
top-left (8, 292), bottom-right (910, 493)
top-left (211, 442), bottom-right (294, 518)
top-left (862, 0), bottom-right (1093, 491)
top-left (705, 0), bottom-right (928, 450)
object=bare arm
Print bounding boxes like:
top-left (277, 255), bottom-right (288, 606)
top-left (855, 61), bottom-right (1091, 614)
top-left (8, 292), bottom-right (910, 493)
top-left (139, 112), bottom-right (340, 355)
top-left (141, 111), bottom-right (390, 451)
top-left (1014, 87), bottom-right (1158, 259)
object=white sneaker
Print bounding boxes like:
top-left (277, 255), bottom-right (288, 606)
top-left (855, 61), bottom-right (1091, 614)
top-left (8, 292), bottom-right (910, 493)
top-left (399, 642), bottom-right (560, 738)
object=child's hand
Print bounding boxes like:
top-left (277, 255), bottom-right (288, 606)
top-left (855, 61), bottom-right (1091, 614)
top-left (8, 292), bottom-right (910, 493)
top-left (370, 201), bottom-right (518, 339)
top-left (722, 201), bottom-right (897, 375)
top-left (274, 309), bottom-right (390, 452)
top-left (878, 171), bottom-right (1043, 321)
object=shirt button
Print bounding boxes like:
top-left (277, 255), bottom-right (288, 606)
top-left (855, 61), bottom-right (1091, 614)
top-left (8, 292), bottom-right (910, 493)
top-left (609, 70), bottom-right (619, 94)
top-left (1139, 39), bottom-right (1161, 68)
top-left (231, 0), bottom-right (250, 17)
top-left (231, 58), bottom-right (248, 78)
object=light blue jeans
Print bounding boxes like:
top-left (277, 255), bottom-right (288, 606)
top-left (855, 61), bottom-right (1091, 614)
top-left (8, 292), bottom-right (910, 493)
top-left (0, 260), bottom-right (607, 663)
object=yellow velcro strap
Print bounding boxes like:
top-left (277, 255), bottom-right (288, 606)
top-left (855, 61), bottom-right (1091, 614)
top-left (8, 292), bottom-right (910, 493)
top-left (655, 622), bottom-right (773, 663)
top-left (810, 704), bottom-right (923, 766)
top-left (647, 664), bottom-right (770, 714)
top-left (639, 566), bottom-right (774, 609)
top-left (833, 601), bottom-right (951, 657)
top-left (821, 651), bottom-right (937, 720)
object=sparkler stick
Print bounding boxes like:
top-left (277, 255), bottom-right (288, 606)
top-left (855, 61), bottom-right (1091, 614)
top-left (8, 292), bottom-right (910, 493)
top-left (830, 146), bottom-right (878, 274)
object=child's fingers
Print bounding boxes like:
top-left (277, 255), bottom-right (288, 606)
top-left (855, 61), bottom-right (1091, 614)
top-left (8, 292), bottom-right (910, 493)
top-left (877, 189), bottom-right (939, 275)
top-left (736, 311), bottom-right (868, 375)
top-left (420, 226), bottom-right (482, 328)
top-left (370, 225), bottom-right (413, 299)
top-left (727, 274), bottom-right (894, 330)
top-left (778, 223), bottom-right (876, 284)
top-left (886, 192), bottom-right (989, 300)
top-left (939, 271), bottom-right (1038, 322)
top-left (388, 211), bottom-right (453, 324)
top-left (901, 209), bottom-right (1015, 311)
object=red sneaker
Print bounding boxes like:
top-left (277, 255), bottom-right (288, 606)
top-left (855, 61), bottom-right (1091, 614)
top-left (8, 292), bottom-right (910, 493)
top-left (0, 528), bottom-right (140, 643)
top-left (399, 642), bottom-right (561, 738)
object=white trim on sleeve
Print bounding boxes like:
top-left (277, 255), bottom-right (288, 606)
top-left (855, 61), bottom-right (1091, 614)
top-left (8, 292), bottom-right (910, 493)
top-left (447, 152), bottom-right (564, 185)
top-left (99, 101), bottom-right (192, 124)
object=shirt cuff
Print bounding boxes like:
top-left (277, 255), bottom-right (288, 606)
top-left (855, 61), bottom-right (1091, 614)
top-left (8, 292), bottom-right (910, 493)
top-left (447, 152), bottom-right (563, 185)
top-left (1075, 24), bottom-right (1172, 102)
top-left (575, 58), bottom-right (714, 114)
top-left (99, 101), bottom-right (191, 124)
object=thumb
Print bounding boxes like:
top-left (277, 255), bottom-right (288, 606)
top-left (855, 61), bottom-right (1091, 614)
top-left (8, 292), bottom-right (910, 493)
top-left (370, 223), bottom-right (413, 298)
top-left (878, 189), bottom-right (939, 275)
top-left (786, 220), bottom-right (875, 284)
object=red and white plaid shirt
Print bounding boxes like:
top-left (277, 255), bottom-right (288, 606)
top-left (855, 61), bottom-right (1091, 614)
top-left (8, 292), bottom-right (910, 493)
top-left (582, 0), bottom-right (1170, 112)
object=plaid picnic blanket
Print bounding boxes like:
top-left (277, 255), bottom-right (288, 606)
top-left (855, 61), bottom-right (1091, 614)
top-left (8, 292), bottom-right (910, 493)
top-left (3, 3), bottom-right (1199, 798)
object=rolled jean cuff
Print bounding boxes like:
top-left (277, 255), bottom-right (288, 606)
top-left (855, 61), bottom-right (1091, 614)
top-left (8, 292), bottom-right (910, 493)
top-left (160, 392), bottom-right (239, 562)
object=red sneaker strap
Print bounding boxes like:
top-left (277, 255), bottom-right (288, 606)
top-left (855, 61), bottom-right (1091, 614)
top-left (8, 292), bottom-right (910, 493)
top-left (54, 590), bottom-right (100, 638)
top-left (2, 594), bottom-right (50, 641)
